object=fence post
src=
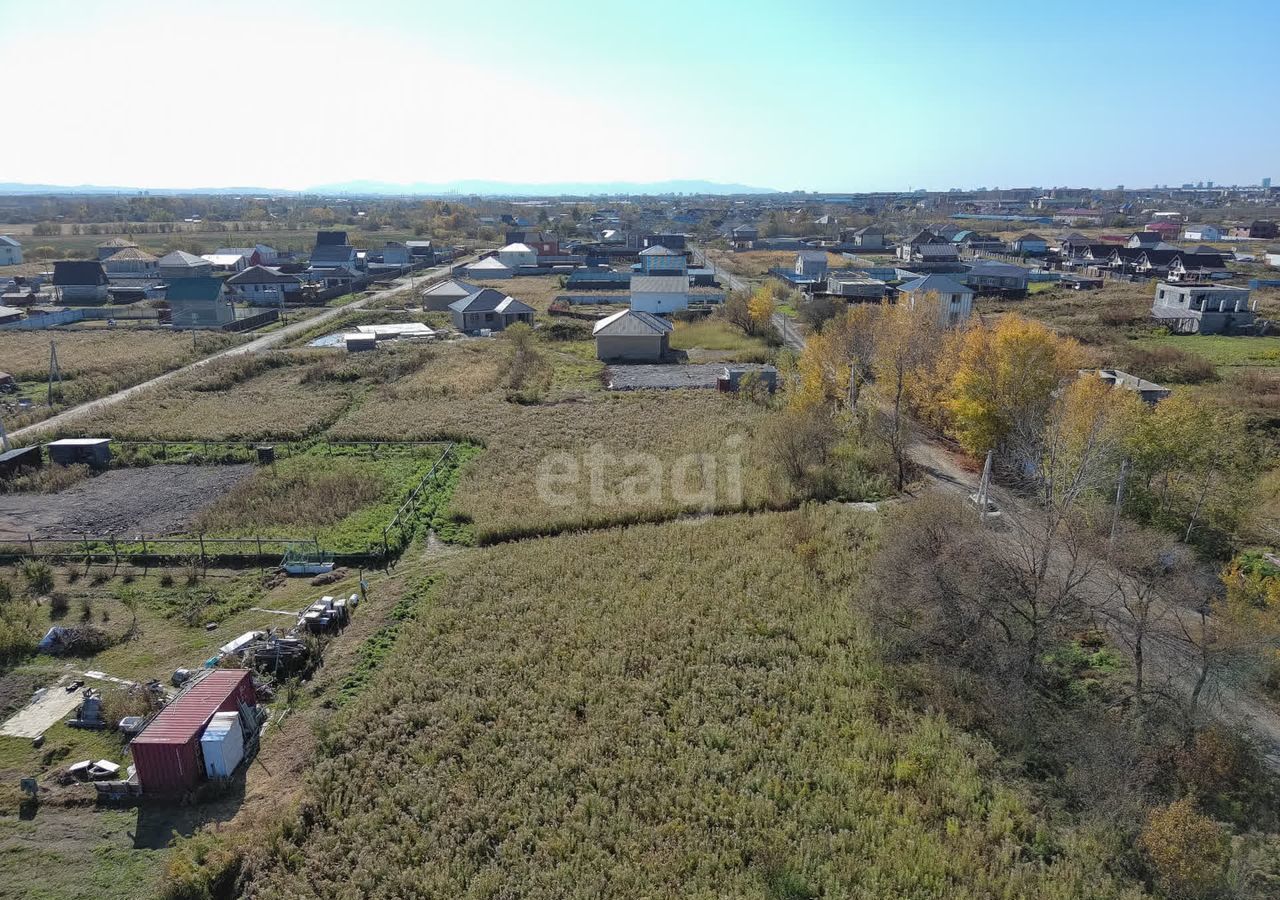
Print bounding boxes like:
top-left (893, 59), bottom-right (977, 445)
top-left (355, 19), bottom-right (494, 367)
top-left (27, 533), bottom-right (34, 555)
top-left (198, 533), bottom-right (206, 566)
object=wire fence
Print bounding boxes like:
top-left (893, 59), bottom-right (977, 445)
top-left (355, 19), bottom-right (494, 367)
top-left (0, 440), bottom-right (461, 569)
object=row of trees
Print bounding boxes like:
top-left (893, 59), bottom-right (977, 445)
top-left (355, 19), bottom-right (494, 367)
top-left (783, 298), bottom-right (1280, 895)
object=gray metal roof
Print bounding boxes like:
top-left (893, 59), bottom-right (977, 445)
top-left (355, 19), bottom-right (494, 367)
top-left (592, 308), bottom-right (674, 337)
top-left (898, 274), bottom-right (972, 295)
top-left (449, 288), bottom-right (534, 314)
top-left (630, 275), bottom-right (689, 293)
top-left (158, 250), bottom-right (206, 267)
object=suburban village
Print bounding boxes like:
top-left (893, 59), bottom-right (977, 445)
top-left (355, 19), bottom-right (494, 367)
top-left (3, 180), bottom-right (1280, 896)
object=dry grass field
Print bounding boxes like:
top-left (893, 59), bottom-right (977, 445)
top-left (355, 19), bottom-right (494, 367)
top-left (331, 339), bottom-right (775, 542)
top-left (246, 508), bottom-right (1145, 899)
top-left (708, 249), bottom-right (848, 279)
top-left (1, 330), bottom-right (245, 429)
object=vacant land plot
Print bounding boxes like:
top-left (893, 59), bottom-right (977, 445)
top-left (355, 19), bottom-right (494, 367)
top-left (0, 330), bottom-right (243, 430)
top-left (70, 358), bottom-right (357, 441)
top-left (247, 509), bottom-right (1141, 899)
top-left (331, 341), bottom-right (774, 541)
top-left (708, 249), bottom-right (847, 279)
top-left (669, 317), bottom-right (770, 358)
top-left (0, 464), bottom-right (252, 540)
top-left (605, 362), bottom-right (773, 390)
top-left (1129, 333), bottom-right (1280, 371)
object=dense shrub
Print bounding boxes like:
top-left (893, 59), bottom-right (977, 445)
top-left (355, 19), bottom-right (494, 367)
top-left (1139, 798), bottom-right (1229, 899)
top-left (1123, 345), bottom-right (1217, 384)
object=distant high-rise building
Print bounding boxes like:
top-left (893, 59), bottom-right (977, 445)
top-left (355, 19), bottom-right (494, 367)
top-left (1207, 180), bottom-right (1214, 188)
top-left (1264, 177), bottom-right (1273, 189)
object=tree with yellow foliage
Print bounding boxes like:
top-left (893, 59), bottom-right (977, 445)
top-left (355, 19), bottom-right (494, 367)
top-left (939, 314), bottom-right (1085, 460)
top-left (747, 285), bottom-right (776, 334)
top-left (1138, 797), bottom-right (1229, 899)
top-left (873, 293), bottom-right (943, 489)
top-left (790, 304), bottom-right (879, 411)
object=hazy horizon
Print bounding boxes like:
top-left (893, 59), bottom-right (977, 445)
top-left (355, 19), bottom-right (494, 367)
top-left (2, 0), bottom-right (1276, 192)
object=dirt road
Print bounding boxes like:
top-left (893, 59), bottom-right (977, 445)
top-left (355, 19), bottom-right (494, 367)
top-left (9, 258), bottom-right (472, 444)
top-left (766, 304), bottom-right (1280, 764)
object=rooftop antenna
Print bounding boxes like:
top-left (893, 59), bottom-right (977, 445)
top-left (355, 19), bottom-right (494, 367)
top-left (47, 341), bottom-right (63, 407)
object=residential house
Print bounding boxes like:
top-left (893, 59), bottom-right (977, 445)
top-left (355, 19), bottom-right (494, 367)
top-left (158, 250), bottom-right (213, 280)
top-left (505, 231), bottom-right (559, 255)
top-left (496, 243), bottom-right (537, 269)
top-left (843, 225), bottom-right (886, 249)
top-left (465, 256), bottom-right (514, 280)
top-left (592, 308), bottom-right (673, 362)
top-left (638, 244), bottom-right (688, 276)
top-left (896, 229), bottom-right (958, 263)
top-left (896, 274), bottom-right (974, 327)
top-left (421, 278), bottom-right (479, 311)
top-left (315, 230), bottom-right (349, 246)
top-left (730, 225), bottom-right (758, 250)
top-left (102, 247), bottom-right (159, 276)
top-left (1267, 250), bottom-right (1280, 268)
top-left (642, 233), bottom-right (686, 251)
top-left (405, 240), bottom-right (434, 260)
top-left (225, 265), bottom-right (302, 305)
top-left (795, 250), bottom-right (828, 279)
top-left (1182, 224), bottom-right (1222, 241)
top-left (1151, 282), bottom-right (1253, 334)
top-left (200, 252), bottom-right (249, 274)
top-left (0, 235), bottom-right (22, 265)
top-left (1167, 251), bottom-right (1227, 282)
top-left (1093, 369), bottom-right (1170, 404)
top-left (1010, 233), bottom-right (1048, 255)
top-left (826, 272), bottom-right (887, 299)
top-left (376, 241), bottom-right (411, 266)
top-left (957, 232), bottom-right (1006, 253)
top-left (53, 260), bottom-right (109, 303)
top-left (1143, 221), bottom-right (1181, 240)
top-left (96, 237), bottom-right (137, 260)
top-left (309, 242), bottom-right (358, 270)
top-left (1246, 221), bottom-right (1278, 240)
top-left (166, 277), bottom-right (235, 329)
top-left (448, 288), bottom-right (534, 333)
top-left (962, 260), bottom-right (1029, 295)
top-left (630, 273), bottom-right (689, 313)
top-left (1125, 231), bottom-right (1164, 249)
top-left (306, 266), bottom-right (360, 291)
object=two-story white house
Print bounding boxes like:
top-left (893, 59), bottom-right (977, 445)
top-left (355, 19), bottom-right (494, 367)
top-left (896, 274), bottom-right (974, 327)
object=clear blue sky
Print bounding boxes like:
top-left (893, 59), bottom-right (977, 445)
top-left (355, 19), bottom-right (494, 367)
top-left (1, 0), bottom-right (1276, 191)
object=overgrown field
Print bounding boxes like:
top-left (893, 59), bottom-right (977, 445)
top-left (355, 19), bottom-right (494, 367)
top-left (246, 508), bottom-right (1144, 899)
top-left (0, 331), bottom-right (244, 430)
top-left (330, 342), bottom-right (775, 542)
top-left (708, 249), bottom-right (848, 279)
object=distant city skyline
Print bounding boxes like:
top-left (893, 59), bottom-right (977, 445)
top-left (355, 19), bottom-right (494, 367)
top-left (2, 0), bottom-right (1277, 193)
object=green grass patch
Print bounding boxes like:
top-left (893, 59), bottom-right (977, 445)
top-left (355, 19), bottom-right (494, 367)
top-left (670, 318), bottom-right (768, 353)
top-left (1131, 334), bottom-right (1280, 370)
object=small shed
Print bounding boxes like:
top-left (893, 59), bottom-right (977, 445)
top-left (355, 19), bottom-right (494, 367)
top-left (0, 445), bottom-right (42, 478)
top-left (45, 438), bottom-right (111, 468)
top-left (343, 333), bottom-right (378, 353)
top-left (719, 365), bottom-right (778, 393)
top-left (130, 669), bottom-right (256, 794)
top-left (592, 308), bottom-right (673, 362)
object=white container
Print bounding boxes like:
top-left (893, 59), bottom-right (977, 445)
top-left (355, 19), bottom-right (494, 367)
top-left (200, 711), bottom-right (245, 780)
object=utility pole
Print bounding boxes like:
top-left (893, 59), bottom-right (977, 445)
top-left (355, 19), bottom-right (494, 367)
top-left (1108, 458), bottom-right (1130, 555)
top-left (47, 341), bottom-right (63, 407)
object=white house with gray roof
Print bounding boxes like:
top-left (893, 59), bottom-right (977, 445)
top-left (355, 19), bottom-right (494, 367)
top-left (896, 274), bottom-right (974, 327)
top-left (448, 288), bottom-right (534, 333)
top-left (0, 235), bottom-right (22, 266)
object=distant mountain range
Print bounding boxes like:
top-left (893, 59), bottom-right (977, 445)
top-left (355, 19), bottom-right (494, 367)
top-left (0, 179), bottom-right (778, 197)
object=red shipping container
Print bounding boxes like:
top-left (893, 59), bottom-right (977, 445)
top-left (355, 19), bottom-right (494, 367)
top-left (131, 669), bottom-right (256, 793)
